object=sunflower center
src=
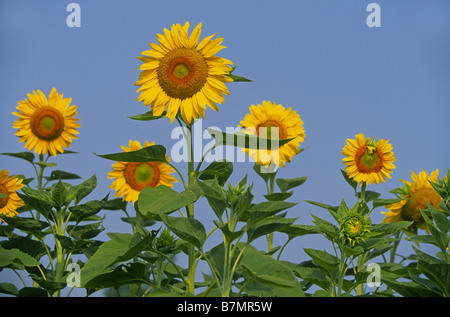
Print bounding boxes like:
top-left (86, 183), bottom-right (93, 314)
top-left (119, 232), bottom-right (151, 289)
top-left (0, 185), bottom-right (9, 209)
top-left (356, 146), bottom-right (383, 173)
top-left (157, 48), bottom-right (208, 99)
top-left (344, 218), bottom-right (363, 237)
top-left (401, 188), bottom-right (442, 225)
top-left (30, 107), bottom-right (65, 141)
top-left (124, 162), bottom-right (160, 191)
top-left (257, 121), bottom-right (286, 139)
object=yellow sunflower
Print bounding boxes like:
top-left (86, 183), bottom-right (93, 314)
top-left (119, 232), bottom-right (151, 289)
top-left (238, 100), bottom-right (305, 168)
top-left (0, 170), bottom-right (25, 218)
top-left (12, 88), bottom-right (80, 156)
top-left (135, 22), bottom-right (233, 125)
top-left (382, 169), bottom-right (443, 233)
top-left (108, 140), bottom-right (178, 203)
top-left (342, 133), bottom-right (396, 185)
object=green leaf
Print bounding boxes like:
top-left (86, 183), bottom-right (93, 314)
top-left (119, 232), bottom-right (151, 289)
top-left (228, 74), bottom-right (253, 82)
top-left (69, 174), bottom-right (97, 205)
top-left (160, 214), bottom-right (206, 250)
top-left (1, 152), bottom-right (35, 164)
top-left (80, 232), bottom-right (155, 287)
top-left (276, 177), bottom-right (307, 193)
top-left (0, 283), bottom-right (19, 296)
top-left (17, 191), bottom-right (53, 218)
top-left (340, 169), bottom-right (357, 191)
top-left (95, 145), bottom-right (168, 163)
top-left (84, 263), bottom-right (151, 289)
top-left (138, 185), bottom-right (199, 218)
top-left (264, 192), bottom-right (293, 201)
top-left (277, 224), bottom-right (320, 239)
top-left (128, 110), bottom-right (166, 121)
top-left (252, 164), bottom-right (272, 184)
top-left (0, 215), bottom-right (49, 239)
top-left (303, 248), bottom-right (339, 276)
top-left (69, 198), bottom-right (125, 223)
top-left (417, 259), bottom-right (450, 296)
top-left (0, 246), bottom-right (40, 268)
top-left (247, 216), bottom-right (296, 243)
top-left (44, 170), bottom-right (81, 182)
top-left (372, 197), bottom-right (405, 209)
top-left (51, 180), bottom-right (68, 209)
top-left (247, 201), bottom-right (297, 224)
top-left (425, 201), bottom-right (449, 233)
top-left (240, 249), bottom-right (298, 288)
top-left (206, 128), bottom-right (295, 150)
top-left (198, 160), bottom-right (233, 186)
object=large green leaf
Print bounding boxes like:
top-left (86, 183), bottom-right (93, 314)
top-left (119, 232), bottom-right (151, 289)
top-left (84, 263), bottom-right (151, 289)
top-left (95, 145), bottom-right (168, 163)
top-left (70, 174), bottom-right (97, 205)
top-left (198, 160), bottom-right (233, 186)
top-left (276, 177), bottom-right (307, 193)
top-left (1, 152), bottom-right (35, 164)
top-left (80, 232), bottom-right (155, 287)
top-left (128, 110), bottom-right (166, 121)
top-left (44, 170), bottom-right (81, 182)
top-left (303, 248), bottom-right (339, 276)
top-left (247, 201), bottom-right (297, 224)
top-left (0, 246), bottom-right (40, 268)
top-left (0, 215), bottom-right (49, 239)
top-left (240, 249), bottom-right (298, 288)
top-left (206, 128), bottom-right (295, 150)
top-left (138, 185), bottom-right (199, 218)
top-left (160, 214), bottom-right (206, 250)
top-left (246, 216), bottom-right (296, 243)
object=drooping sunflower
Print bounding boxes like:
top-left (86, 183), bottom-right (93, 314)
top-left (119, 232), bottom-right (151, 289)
top-left (12, 88), bottom-right (80, 156)
top-left (135, 22), bottom-right (234, 125)
top-left (342, 133), bottom-right (396, 185)
top-left (108, 140), bottom-right (178, 203)
top-left (382, 169), bottom-right (443, 233)
top-left (0, 170), bottom-right (25, 218)
top-left (238, 101), bottom-right (305, 168)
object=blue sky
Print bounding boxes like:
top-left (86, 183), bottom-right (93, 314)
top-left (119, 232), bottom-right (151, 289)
top-left (1, 0), bottom-right (449, 295)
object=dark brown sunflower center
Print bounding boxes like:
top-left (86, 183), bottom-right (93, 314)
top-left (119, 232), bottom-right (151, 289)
top-left (0, 185), bottom-right (9, 209)
top-left (401, 188), bottom-right (442, 225)
top-left (124, 162), bottom-right (160, 191)
top-left (157, 48), bottom-right (208, 99)
top-left (30, 107), bottom-right (65, 141)
top-left (257, 120), bottom-right (286, 139)
top-left (355, 145), bottom-right (383, 173)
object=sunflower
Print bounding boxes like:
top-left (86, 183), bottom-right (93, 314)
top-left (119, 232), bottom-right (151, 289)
top-left (135, 22), bottom-right (233, 125)
top-left (12, 88), bottom-right (80, 156)
top-left (339, 211), bottom-right (371, 246)
top-left (342, 133), bottom-right (396, 185)
top-left (0, 170), bottom-right (25, 218)
top-left (108, 140), bottom-right (178, 203)
top-left (382, 169), bottom-right (443, 233)
top-left (238, 101), bottom-right (305, 168)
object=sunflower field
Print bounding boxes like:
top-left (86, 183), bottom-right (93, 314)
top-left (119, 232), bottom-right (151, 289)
top-left (1, 2), bottom-right (449, 301)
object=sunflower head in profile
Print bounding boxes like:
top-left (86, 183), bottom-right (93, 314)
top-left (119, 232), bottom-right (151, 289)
top-left (136, 22), bottom-right (234, 126)
top-left (342, 133), bottom-right (396, 185)
top-left (108, 140), bottom-right (178, 203)
top-left (238, 100), bottom-right (305, 168)
top-left (382, 169), bottom-right (443, 233)
top-left (12, 88), bottom-right (80, 156)
top-left (0, 170), bottom-right (25, 218)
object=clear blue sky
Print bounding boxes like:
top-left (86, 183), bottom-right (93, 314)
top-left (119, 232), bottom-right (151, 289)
top-left (1, 0), bottom-right (449, 295)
